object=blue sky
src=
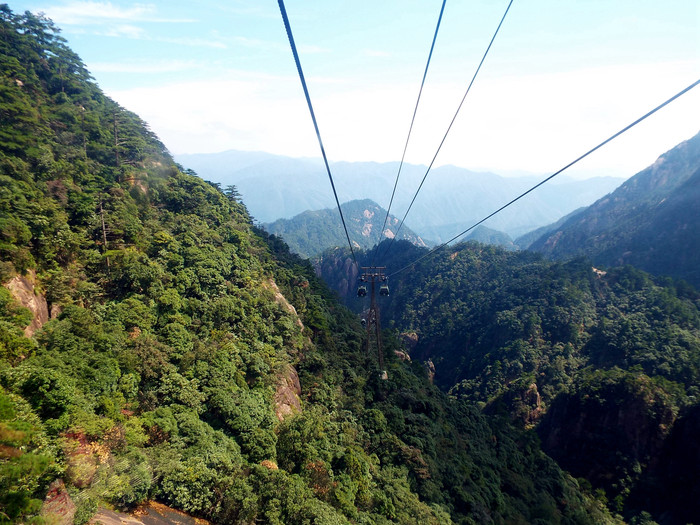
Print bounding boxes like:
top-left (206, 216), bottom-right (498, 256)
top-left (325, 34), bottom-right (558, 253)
top-left (9, 0), bottom-right (700, 178)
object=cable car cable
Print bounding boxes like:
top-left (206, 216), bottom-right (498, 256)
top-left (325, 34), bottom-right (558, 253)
top-left (372, 0), bottom-right (448, 267)
top-left (278, 0), bottom-right (358, 267)
top-left (380, 0), bottom-right (515, 264)
top-left (388, 77), bottom-right (700, 278)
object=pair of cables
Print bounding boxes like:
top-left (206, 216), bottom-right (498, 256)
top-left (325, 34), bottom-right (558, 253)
top-left (377, 0), bottom-right (515, 265)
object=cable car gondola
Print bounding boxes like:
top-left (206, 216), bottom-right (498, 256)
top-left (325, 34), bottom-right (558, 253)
top-left (379, 284), bottom-right (389, 296)
top-left (357, 285), bottom-right (367, 297)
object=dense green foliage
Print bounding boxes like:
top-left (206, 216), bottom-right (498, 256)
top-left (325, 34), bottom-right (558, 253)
top-left (264, 199), bottom-right (429, 258)
top-left (320, 240), bottom-right (700, 523)
top-left (0, 389), bottom-right (54, 523)
top-left (323, 241), bottom-right (700, 407)
top-left (0, 7), bottom-right (618, 524)
top-left (527, 132), bottom-right (700, 288)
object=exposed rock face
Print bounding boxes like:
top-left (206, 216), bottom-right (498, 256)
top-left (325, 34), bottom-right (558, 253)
top-left (483, 382), bottom-right (544, 427)
top-left (90, 509), bottom-right (144, 525)
top-left (501, 382), bottom-right (544, 427)
top-left (393, 350), bottom-right (411, 362)
top-left (274, 363), bottom-right (302, 421)
top-left (264, 280), bottom-right (305, 422)
top-left (315, 251), bottom-right (359, 300)
top-left (400, 332), bottom-right (418, 352)
top-left (265, 199), bottom-right (428, 258)
top-left (4, 270), bottom-right (49, 336)
top-left (528, 132), bottom-right (700, 287)
top-left (267, 279), bottom-right (304, 329)
top-left (90, 501), bottom-right (211, 525)
top-left (41, 479), bottom-right (76, 525)
top-left (62, 432), bottom-right (109, 489)
top-left (425, 359), bottom-right (436, 384)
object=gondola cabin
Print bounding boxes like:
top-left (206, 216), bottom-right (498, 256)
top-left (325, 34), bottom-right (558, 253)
top-left (357, 285), bottom-right (367, 297)
top-left (379, 284), bottom-right (389, 296)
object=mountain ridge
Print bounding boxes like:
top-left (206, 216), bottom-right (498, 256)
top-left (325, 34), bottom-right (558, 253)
top-left (263, 198), bottom-right (429, 258)
top-left (527, 131), bottom-right (700, 287)
top-left (175, 150), bottom-right (624, 240)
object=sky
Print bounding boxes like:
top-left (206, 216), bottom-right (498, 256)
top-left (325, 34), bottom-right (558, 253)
top-left (9, 0), bottom-right (700, 179)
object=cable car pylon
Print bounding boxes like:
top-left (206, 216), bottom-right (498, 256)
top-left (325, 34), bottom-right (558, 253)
top-left (358, 266), bottom-right (389, 379)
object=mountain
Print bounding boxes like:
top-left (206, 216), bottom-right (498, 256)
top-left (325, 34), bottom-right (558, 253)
top-left (318, 240), bottom-right (700, 523)
top-left (175, 150), bottom-right (624, 241)
top-left (263, 199), bottom-right (429, 258)
top-left (442, 224), bottom-right (517, 251)
top-left (514, 207), bottom-right (586, 249)
top-left (527, 131), bottom-right (700, 287)
top-left (0, 8), bottom-right (616, 525)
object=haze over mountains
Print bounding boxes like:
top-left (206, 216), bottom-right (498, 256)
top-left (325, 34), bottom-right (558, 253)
top-left (175, 151), bottom-right (624, 242)
top-left (182, 130), bottom-right (700, 283)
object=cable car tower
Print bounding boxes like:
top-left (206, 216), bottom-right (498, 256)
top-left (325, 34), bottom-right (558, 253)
top-left (358, 266), bottom-right (389, 378)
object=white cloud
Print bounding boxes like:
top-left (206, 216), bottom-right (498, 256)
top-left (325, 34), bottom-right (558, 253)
top-left (40, 1), bottom-right (153, 25)
top-left (362, 49), bottom-right (392, 58)
top-left (428, 61), bottom-right (700, 177)
top-left (298, 44), bottom-right (329, 54)
top-left (217, 5), bottom-right (278, 19)
top-left (106, 73), bottom-right (318, 155)
top-left (156, 36), bottom-right (226, 49)
top-left (38, 1), bottom-right (194, 25)
top-left (89, 59), bottom-right (198, 74)
top-left (100, 24), bottom-right (146, 38)
top-left (231, 36), bottom-right (285, 52)
top-left (39, 2), bottom-right (225, 47)
top-left (105, 60), bottom-right (700, 180)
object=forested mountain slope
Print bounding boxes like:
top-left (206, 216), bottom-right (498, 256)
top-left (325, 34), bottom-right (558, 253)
top-left (263, 199), bottom-right (429, 258)
top-left (514, 207), bottom-right (585, 249)
top-left (527, 132), bottom-right (700, 287)
top-left (319, 240), bottom-right (700, 524)
top-left (263, 199), bottom-right (518, 260)
top-left (0, 7), bottom-right (615, 524)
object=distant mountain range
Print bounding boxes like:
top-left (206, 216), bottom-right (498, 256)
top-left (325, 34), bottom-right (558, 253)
top-left (263, 199), bottom-right (429, 258)
top-left (526, 130), bottom-right (700, 287)
top-left (175, 151), bottom-right (624, 241)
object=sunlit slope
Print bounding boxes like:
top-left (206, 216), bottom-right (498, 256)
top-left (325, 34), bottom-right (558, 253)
top-left (528, 131), bottom-right (700, 287)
